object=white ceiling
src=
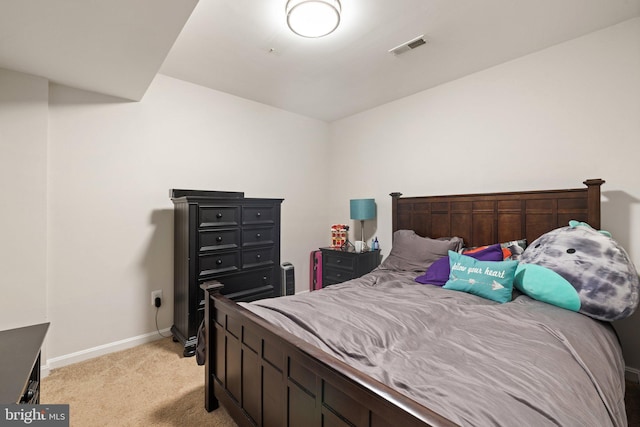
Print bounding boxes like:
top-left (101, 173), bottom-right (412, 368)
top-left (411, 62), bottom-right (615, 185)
top-left (1, 1), bottom-right (639, 121)
top-left (0, 0), bottom-right (198, 100)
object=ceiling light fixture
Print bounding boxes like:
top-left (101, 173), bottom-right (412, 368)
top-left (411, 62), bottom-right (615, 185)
top-left (286, 0), bottom-right (341, 38)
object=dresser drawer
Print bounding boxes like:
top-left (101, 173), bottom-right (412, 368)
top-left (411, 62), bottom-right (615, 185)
top-left (202, 268), bottom-right (276, 302)
top-left (323, 267), bottom-right (357, 284)
top-left (242, 246), bottom-right (275, 269)
top-left (242, 226), bottom-right (275, 247)
top-left (323, 252), bottom-right (356, 271)
top-left (243, 205), bottom-right (275, 225)
top-left (199, 229), bottom-right (240, 252)
top-left (199, 206), bottom-right (240, 228)
top-left (199, 251), bottom-right (240, 277)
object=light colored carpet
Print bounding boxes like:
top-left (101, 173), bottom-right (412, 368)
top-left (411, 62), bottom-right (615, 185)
top-left (41, 337), bottom-right (238, 427)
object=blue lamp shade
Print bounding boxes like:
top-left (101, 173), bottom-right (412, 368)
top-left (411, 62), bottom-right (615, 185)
top-left (350, 199), bottom-right (376, 221)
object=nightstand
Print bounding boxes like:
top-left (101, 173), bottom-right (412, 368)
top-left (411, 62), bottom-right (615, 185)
top-left (320, 247), bottom-right (381, 287)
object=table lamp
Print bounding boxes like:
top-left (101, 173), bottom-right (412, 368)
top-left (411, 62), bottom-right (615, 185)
top-left (350, 198), bottom-right (376, 251)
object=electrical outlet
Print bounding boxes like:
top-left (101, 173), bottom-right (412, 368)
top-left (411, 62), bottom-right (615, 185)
top-left (151, 290), bottom-right (163, 307)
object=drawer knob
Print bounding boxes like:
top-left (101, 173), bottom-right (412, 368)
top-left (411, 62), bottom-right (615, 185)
top-left (256, 233), bottom-right (261, 239)
top-left (336, 259), bottom-right (341, 263)
top-left (216, 213), bottom-right (223, 219)
top-left (256, 212), bottom-right (261, 217)
top-left (216, 236), bottom-right (223, 243)
top-left (262, 276), bottom-right (268, 283)
top-left (336, 273), bottom-right (342, 277)
top-left (216, 259), bottom-right (223, 265)
top-left (256, 254), bottom-right (261, 259)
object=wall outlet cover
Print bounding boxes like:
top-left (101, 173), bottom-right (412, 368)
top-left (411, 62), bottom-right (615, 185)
top-left (151, 290), bottom-right (163, 306)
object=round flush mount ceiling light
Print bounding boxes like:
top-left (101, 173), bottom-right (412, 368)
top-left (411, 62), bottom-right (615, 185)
top-left (286, 0), bottom-right (342, 38)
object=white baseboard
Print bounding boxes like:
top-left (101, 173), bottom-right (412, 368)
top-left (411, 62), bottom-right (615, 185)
top-left (625, 367), bottom-right (640, 383)
top-left (42, 328), bottom-right (171, 377)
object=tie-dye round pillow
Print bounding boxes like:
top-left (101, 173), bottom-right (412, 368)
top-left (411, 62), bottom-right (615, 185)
top-left (514, 221), bottom-right (639, 321)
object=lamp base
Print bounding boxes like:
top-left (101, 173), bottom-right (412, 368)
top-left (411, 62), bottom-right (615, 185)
top-left (359, 220), bottom-right (369, 251)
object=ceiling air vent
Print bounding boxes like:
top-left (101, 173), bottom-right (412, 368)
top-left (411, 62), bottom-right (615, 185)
top-left (388, 35), bottom-right (427, 55)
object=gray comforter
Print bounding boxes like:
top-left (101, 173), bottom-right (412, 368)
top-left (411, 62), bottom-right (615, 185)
top-left (241, 269), bottom-right (627, 426)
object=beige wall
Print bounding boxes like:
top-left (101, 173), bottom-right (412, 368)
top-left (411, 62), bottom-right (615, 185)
top-left (329, 18), bottom-right (640, 370)
top-left (0, 69), bottom-right (48, 330)
top-left (45, 75), bottom-right (329, 364)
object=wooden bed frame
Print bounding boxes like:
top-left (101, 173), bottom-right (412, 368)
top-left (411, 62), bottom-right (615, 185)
top-left (202, 179), bottom-right (604, 427)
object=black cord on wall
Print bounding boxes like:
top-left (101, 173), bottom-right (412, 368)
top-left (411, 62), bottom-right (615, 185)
top-left (155, 305), bottom-right (172, 338)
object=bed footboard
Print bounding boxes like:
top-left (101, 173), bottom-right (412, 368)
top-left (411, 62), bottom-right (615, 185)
top-left (201, 282), bottom-right (456, 427)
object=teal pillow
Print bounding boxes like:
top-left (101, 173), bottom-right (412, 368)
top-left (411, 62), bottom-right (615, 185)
top-left (443, 251), bottom-right (518, 303)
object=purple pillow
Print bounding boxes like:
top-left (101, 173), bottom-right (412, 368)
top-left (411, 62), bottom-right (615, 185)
top-left (415, 244), bottom-right (504, 286)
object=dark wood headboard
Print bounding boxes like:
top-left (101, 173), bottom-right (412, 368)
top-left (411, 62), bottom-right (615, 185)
top-left (391, 179), bottom-right (604, 247)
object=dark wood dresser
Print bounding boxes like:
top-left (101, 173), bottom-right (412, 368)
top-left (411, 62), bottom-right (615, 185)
top-left (0, 323), bottom-right (49, 404)
top-left (171, 190), bottom-right (283, 356)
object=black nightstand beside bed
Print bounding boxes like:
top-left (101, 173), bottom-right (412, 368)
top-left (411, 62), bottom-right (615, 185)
top-left (320, 247), bottom-right (381, 287)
